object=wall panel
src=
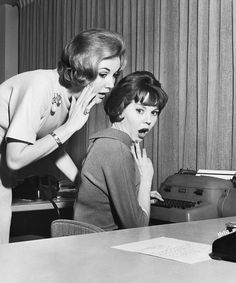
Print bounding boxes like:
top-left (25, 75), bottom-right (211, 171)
top-left (17, 0), bottom-right (236, 187)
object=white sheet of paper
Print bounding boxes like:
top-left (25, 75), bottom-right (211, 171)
top-left (196, 169), bottom-right (236, 180)
top-left (112, 237), bottom-right (212, 264)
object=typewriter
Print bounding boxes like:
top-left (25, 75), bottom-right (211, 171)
top-left (151, 169), bottom-right (235, 223)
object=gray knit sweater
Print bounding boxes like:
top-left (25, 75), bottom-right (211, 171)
top-left (73, 128), bottom-right (149, 230)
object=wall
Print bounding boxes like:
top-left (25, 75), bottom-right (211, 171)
top-left (0, 4), bottom-right (6, 83)
top-left (0, 3), bottom-right (18, 84)
top-left (8, 0), bottom-right (236, 188)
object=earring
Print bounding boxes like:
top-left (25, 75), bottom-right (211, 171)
top-left (51, 93), bottom-right (62, 115)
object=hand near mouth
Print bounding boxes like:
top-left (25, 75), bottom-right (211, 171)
top-left (66, 84), bottom-right (96, 131)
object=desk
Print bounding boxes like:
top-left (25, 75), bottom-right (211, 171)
top-left (2, 216), bottom-right (236, 283)
top-left (12, 197), bottom-right (75, 212)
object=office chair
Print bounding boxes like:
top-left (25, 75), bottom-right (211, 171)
top-left (51, 219), bottom-right (104, 237)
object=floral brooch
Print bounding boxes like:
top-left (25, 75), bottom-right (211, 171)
top-left (51, 93), bottom-right (62, 115)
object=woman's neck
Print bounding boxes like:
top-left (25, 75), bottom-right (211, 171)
top-left (112, 123), bottom-right (129, 136)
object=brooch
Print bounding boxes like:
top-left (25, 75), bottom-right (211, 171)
top-left (51, 93), bottom-right (62, 115)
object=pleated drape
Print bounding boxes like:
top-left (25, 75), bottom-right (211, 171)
top-left (18, 0), bottom-right (236, 188)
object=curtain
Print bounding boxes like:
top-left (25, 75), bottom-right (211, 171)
top-left (17, 0), bottom-right (236, 188)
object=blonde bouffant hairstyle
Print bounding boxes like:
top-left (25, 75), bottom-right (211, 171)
top-left (57, 28), bottom-right (126, 92)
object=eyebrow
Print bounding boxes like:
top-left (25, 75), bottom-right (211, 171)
top-left (99, 67), bottom-right (110, 72)
top-left (138, 104), bottom-right (159, 111)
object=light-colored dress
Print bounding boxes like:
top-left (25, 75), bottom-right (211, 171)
top-left (0, 69), bottom-right (71, 243)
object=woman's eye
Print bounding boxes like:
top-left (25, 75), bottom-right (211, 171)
top-left (99, 73), bottom-right (107, 78)
top-left (113, 72), bottom-right (120, 79)
top-left (152, 110), bottom-right (159, 116)
top-left (136, 108), bottom-right (144, 114)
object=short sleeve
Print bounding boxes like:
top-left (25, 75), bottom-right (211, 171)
top-left (6, 76), bottom-right (50, 144)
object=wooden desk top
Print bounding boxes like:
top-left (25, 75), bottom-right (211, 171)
top-left (1, 216), bottom-right (236, 283)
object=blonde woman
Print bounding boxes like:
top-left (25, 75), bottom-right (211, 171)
top-left (0, 28), bottom-right (126, 243)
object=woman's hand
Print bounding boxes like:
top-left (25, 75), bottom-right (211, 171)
top-left (150, 190), bottom-right (164, 204)
top-left (131, 142), bottom-right (154, 189)
top-left (6, 85), bottom-right (98, 171)
top-left (131, 142), bottom-right (154, 218)
top-left (66, 85), bottom-right (97, 133)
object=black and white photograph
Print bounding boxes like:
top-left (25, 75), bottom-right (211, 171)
top-left (0, 0), bottom-right (236, 282)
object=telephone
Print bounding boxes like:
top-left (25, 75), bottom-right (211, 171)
top-left (211, 223), bottom-right (236, 262)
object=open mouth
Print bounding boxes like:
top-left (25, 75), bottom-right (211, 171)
top-left (138, 128), bottom-right (149, 139)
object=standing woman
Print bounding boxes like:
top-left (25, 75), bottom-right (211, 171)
top-left (0, 28), bottom-right (126, 243)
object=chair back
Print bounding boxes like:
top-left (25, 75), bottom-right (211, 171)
top-left (51, 219), bottom-right (104, 237)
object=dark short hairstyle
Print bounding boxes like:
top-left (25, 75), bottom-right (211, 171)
top-left (57, 28), bottom-right (126, 92)
top-left (104, 71), bottom-right (168, 123)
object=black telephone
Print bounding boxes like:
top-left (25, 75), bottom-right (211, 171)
top-left (211, 222), bottom-right (236, 262)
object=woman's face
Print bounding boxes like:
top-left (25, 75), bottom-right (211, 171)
top-left (91, 57), bottom-right (121, 104)
top-left (117, 100), bottom-right (159, 142)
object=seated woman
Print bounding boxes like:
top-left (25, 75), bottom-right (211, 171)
top-left (74, 71), bottom-right (168, 230)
